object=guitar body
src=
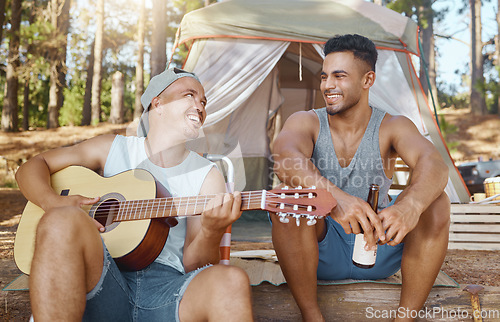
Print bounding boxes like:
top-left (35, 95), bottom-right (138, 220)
top-left (14, 166), bottom-right (166, 274)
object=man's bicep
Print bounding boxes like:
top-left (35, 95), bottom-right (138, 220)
top-left (391, 118), bottom-right (439, 168)
top-left (273, 111), bottom-right (317, 159)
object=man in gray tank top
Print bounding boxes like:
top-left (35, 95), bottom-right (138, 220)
top-left (272, 34), bottom-right (450, 321)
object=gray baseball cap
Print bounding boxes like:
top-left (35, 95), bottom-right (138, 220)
top-left (137, 67), bottom-right (200, 137)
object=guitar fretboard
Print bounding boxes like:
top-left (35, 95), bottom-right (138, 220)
top-left (114, 190), bottom-right (268, 222)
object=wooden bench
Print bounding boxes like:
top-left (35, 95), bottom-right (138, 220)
top-left (449, 204), bottom-right (500, 250)
top-left (390, 158), bottom-right (411, 191)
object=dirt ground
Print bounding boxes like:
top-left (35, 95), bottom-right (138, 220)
top-left (1, 109), bottom-right (500, 320)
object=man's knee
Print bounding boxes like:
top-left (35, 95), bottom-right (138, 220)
top-left (207, 265), bottom-right (251, 297)
top-left (217, 265), bottom-right (250, 289)
top-left (423, 192), bottom-right (451, 233)
top-left (37, 206), bottom-right (91, 242)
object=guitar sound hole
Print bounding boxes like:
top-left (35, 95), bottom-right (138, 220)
top-left (94, 198), bottom-right (120, 228)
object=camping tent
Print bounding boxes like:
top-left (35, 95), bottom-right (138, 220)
top-left (172, 0), bottom-right (470, 203)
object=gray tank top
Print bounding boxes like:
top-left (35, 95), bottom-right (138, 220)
top-left (311, 107), bottom-right (392, 209)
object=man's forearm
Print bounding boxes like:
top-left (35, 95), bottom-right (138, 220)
top-left (16, 156), bottom-right (59, 210)
top-left (397, 155), bottom-right (448, 214)
top-left (183, 229), bottom-right (225, 272)
top-left (274, 154), bottom-right (338, 192)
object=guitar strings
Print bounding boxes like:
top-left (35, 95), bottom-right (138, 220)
top-left (92, 197), bottom-right (315, 218)
top-left (92, 191), bottom-right (318, 219)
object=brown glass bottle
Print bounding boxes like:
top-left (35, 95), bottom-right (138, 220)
top-left (352, 184), bottom-right (380, 269)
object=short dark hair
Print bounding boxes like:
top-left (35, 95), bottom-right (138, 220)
top-left (323, 34), bottom-right (378, 72)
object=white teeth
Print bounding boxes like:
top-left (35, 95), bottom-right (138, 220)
top-left (187, 115), bottom-right (200, 123)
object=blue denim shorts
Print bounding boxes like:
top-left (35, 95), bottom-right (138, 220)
top-left (317, 216), bottom-right (404, 280)
top-left (83, 242), bottom-right (210, 322)
top-left (269, 196), bottom-right (404, 281)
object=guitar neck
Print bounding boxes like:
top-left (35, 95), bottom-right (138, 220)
top-left (114, 190), bottom-right (267, 222)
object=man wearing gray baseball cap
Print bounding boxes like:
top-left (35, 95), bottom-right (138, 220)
top-left (137, 67), bottom-right (201, 137)
top-left (16, 67), bottom-right (253, 321)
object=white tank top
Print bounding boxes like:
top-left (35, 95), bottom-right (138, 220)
top-left (103, 135), bottom-right (214, 273)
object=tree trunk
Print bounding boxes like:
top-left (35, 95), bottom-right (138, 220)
top-left (0, 0), bottom-right (6, 45)
top-left (81, 41), bottom-right (95, 126)
top-left (110, 71), bottom-right (124, 124)
top-left (134, 0), bottom-right (146, 119)
top-left (497, 0), bottom-right (500, 114)
top-left (46, 0), bottom-right (71, 129)
top-left (91, 0), bottom-right (105, 125)
top-left (150, 0), bottom-right (166, 77)
top-left (1, 0), bottom-right (22, 132)
top-left (469, 0), bottom-right (487, 115)
top-left (22, 0), bottom-right (36, 131)
top-left (23, 81), bottom-right (30, 131)
top-left (418, 4), bottom-right (439, 110)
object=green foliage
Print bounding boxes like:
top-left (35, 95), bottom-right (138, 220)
top-left (438, 114), bottom-right (458, 138)
top-left (484, 79), bottom-right (499, 115)
top-left (438, 114), bottom-right (459, 153)
top-left (59, 79), bottom-right (85, 126)
top-left (386, 0), bottom-right (435, 28)
top-left (437, 85), bottom-right (469, 110)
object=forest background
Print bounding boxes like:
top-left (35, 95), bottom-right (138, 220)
top-left (0, 0), bottom-right (500, 165)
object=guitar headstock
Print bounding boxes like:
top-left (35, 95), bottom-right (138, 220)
top-left (265, 186), bottom-right (337, 226)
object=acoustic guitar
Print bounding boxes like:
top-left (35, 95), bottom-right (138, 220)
top-left (14, 166), bottom-right (336, 273)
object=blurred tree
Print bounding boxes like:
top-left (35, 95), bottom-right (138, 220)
top-left (81, 40), bottom-right (94, 125)
top-left (110, 70), bottom-right (124, 124)
top-left (1, 0), bottom-right (21, 132)
top-left (151, 0), bottom-right (166, 77)
top-left (0, 0), bottom-right (6, 45)
top-left (91, 0), bottom-right (104, 125)
top-left (469, 0), bottom-right (487, 115)
top-left (46, 0), bottom-right (70, 128)
top-left (496, 0), bottom-right (500, 114)
top-left (22, 0), bottom-right (36, 131)
top-left (134, 0), bottom-right (145, 119)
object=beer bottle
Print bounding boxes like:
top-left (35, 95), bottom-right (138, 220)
top-left (352, 184), bottom-right (379, 269)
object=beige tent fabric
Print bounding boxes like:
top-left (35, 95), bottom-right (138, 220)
top-left (174, 0), bottom-right (470, 202)
top-left (177, 0), bottom-right (418, 54)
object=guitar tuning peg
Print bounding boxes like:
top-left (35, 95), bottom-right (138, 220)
top-left (294, 193), bottom-right (299, 199)
top-left (283, 186), bottom-right (289, 190)
top-left (296, 186), bottom-right (302, 189)
top-left (281, 193), bottom-right (286, 199)
top-left (293, 214), bottom-right (301, 227)
top-left (293, 205), bottom-right (298, 211)
top-left (308, 192), bottom-right (313, 198)
top-left (306, 215), bottom-right (317, 226)
top-left (311, 185), bottom-right (316, 189)
top-left (280, 203), bottom-right (285, 210)
top-left (278, 212), bottom-right (289, 224)
top-left (307, 205), bottom-right (312, 212)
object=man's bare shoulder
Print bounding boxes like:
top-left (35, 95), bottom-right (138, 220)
top-left (282, 110), bottom-right (319, 131)
top-left (381, 113), bottom-right (418, 133)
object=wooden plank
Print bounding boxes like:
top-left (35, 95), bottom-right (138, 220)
top-left (451, 205), bottom-right (500, 213)
top-left (252, 283), bottom-right (500, 321)
top-left (451, 215), bottom-right (500, 223)
top-left (390, 184), bottom-right (408, 190)
top-left (449, 233), bottom-right (500, 242)
top-left (448, 243), bottom-right (500, 250)
top-left (450, 224), bottom-right (500, 233)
